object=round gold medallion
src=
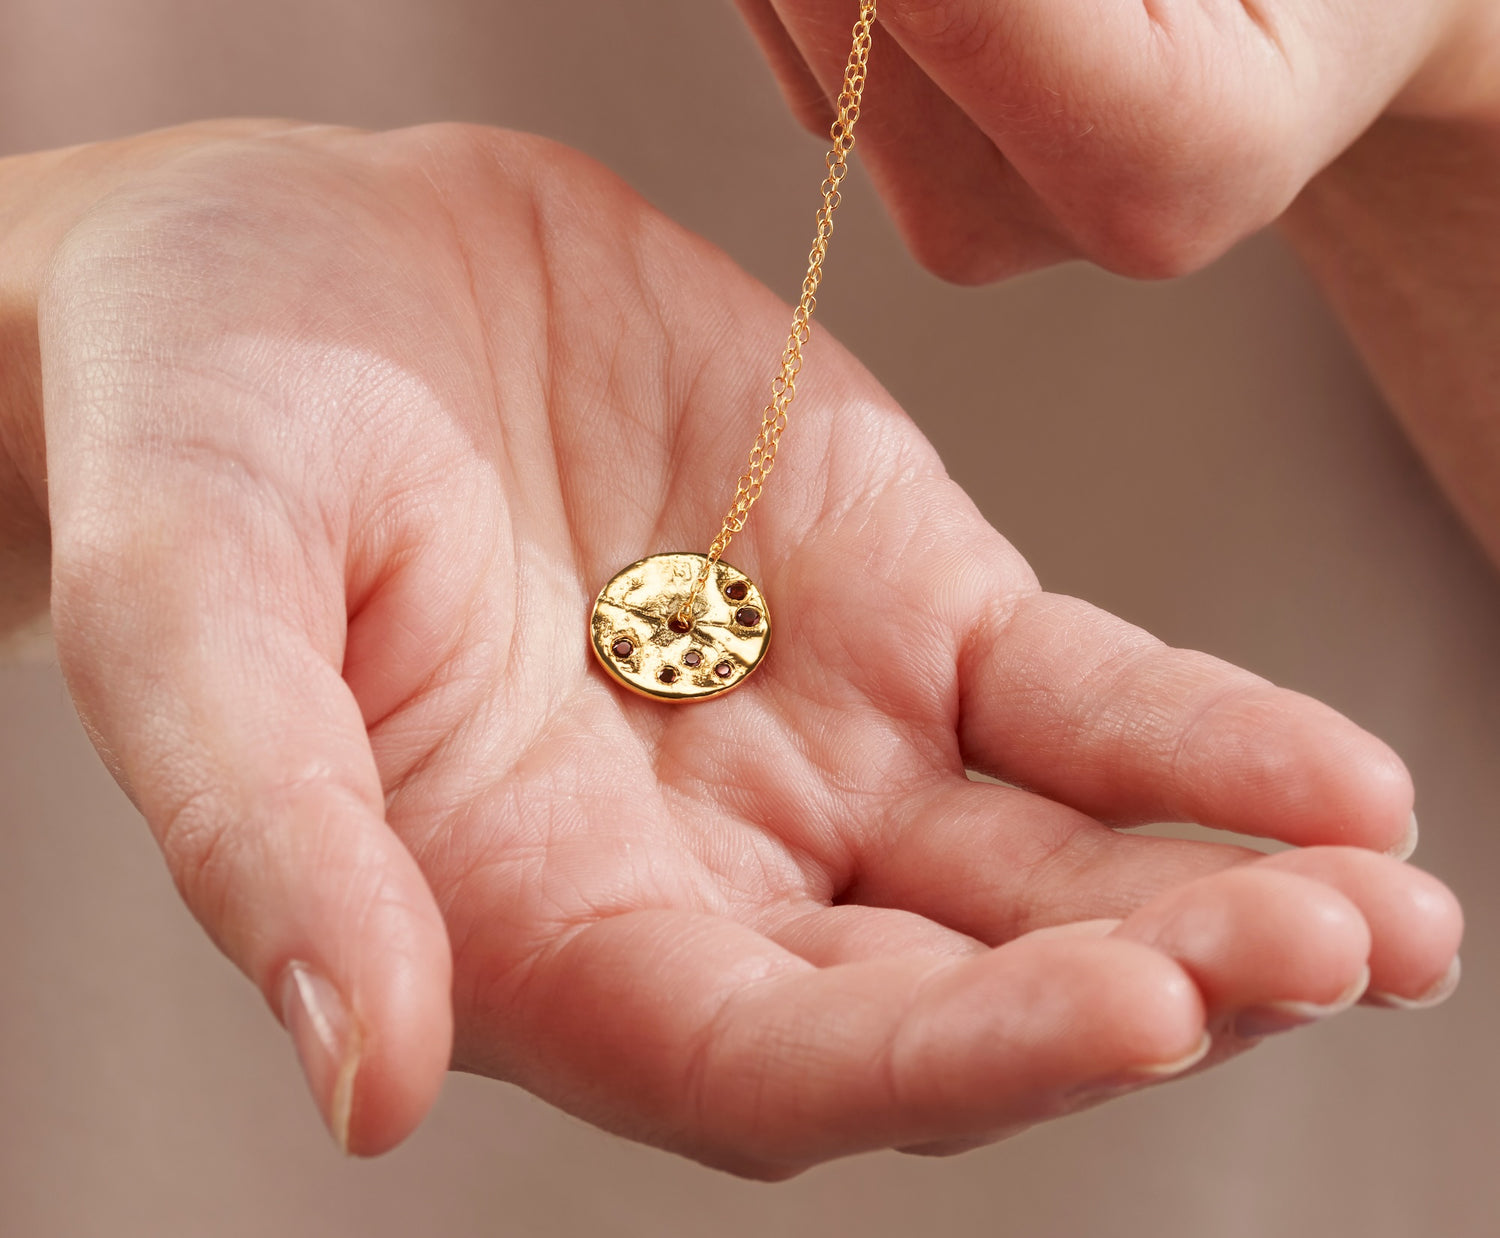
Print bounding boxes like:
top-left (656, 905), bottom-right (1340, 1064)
top-left (589, 553), bottom-right (771, 702)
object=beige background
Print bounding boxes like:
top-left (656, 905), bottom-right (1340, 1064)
top-left (2, 2), bottom-right (1497, 1235)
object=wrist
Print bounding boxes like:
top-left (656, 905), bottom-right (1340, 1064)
top-left (1395, 0), bottom-right (1500, 124)
top-left (1281, 114), bottom-right (1500, 570)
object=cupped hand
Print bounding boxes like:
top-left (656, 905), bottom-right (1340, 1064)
top-left (35, 122), bottom-right (1459, 1173)
top-left (739, 0), bottom-right (1500, 280)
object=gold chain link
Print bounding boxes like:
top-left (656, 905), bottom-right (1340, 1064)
top-left (676, 1), bottom-right (877, 626)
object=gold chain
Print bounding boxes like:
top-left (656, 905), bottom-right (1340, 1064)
top-left (676, 1), bottom-right (877, 627)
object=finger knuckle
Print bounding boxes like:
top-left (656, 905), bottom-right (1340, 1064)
top-left (156, 783), bottom-right (243, 928)
top-left (1064, 110), bottom-right (1302, 277)
top-left (1069, 180), bottom-right (1276, 280)
top-left (888, 0), bottom-right (997, 61)
top-left (904, 218), bottom-right (1028, 285)
top-left (156, 768), bottom-right (379, 927)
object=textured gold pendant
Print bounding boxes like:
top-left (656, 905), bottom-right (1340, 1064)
top-left (589, 552), bottom-right (771, 702)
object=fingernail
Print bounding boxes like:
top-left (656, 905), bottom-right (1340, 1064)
top-left (279, 961), bottom-right (361, 1153)
top-left (1067, 1030), bottom-right (1213, 1105)
top-left (1126, 1029), bottom-right (1213, 1079)
top-left (1231, 964), bottom-right (1370, 1040)
top-left (1366, 955), bottom-right (1462, 1011)
top-left (1385, 811), bottom-right (1419, 861)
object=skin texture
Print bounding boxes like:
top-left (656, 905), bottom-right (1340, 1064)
top-left (739, 0), bottom-right (1500, 281)
top-left (4, 122), bottom-right (1459, 1171)
top-left (1282, 117), bottom-right (1500, 572)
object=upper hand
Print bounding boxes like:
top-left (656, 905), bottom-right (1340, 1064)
top-left (739, 0), bottom-right (1500, 280)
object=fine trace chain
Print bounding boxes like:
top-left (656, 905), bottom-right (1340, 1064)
top-left (588, 2), bottom-right (877, 703)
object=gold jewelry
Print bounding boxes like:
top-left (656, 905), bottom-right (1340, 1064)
top-left (589, 1), bottom-right (877, 702)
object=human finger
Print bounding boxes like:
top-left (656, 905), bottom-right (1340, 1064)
top-left (741, 0), bottom-right (1068, 280)
top-left (469, 907), bottom-right (1209, 1176)
top-left (847, 781), bottom-right (1383, 1034)
top-left (40, 257), bottom-right (454, 1153)
top-left (45, 484), bottom-right (454, 1155)
top-left (763, 900), bottom-right (987, 964)
top-left (1254, 847), bottom-right (1463, 1010)
top-left (844, 778), bottom-right (1257, 942)
top-left (1111, 865), bottom-right (1373, 1038)
top-left (958, 591), bottom-right (1415, 853)
top-left (763, 0), bottom-right (1320, 277)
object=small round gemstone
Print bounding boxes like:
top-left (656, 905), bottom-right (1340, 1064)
top-left (683, 649), bottom-right (703, 668)
top-left (668, 615), bottom-right (692, 634)
top-left (658, 667), bottom-right (679, 685)
top-left (714, 661), bottom-right (733, 679)
top-left (724, 580), bottom-right (749, 602)
top-left (734, 606), bottom-right (761, 627)
top-left (610, 637), bottom-right (633, 659)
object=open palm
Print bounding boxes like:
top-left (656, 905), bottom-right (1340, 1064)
top-left (37, 122), bottom-right (1459, 1174)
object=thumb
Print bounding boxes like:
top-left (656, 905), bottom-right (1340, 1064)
top-left (44, 450), bottom-right (451, 1156)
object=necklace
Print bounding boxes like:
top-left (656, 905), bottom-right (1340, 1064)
top-left (589, 1), bottom-right (877, 702)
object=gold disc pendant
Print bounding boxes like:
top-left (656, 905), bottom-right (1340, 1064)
top-left (589, 552), bottom-right (771, 702)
